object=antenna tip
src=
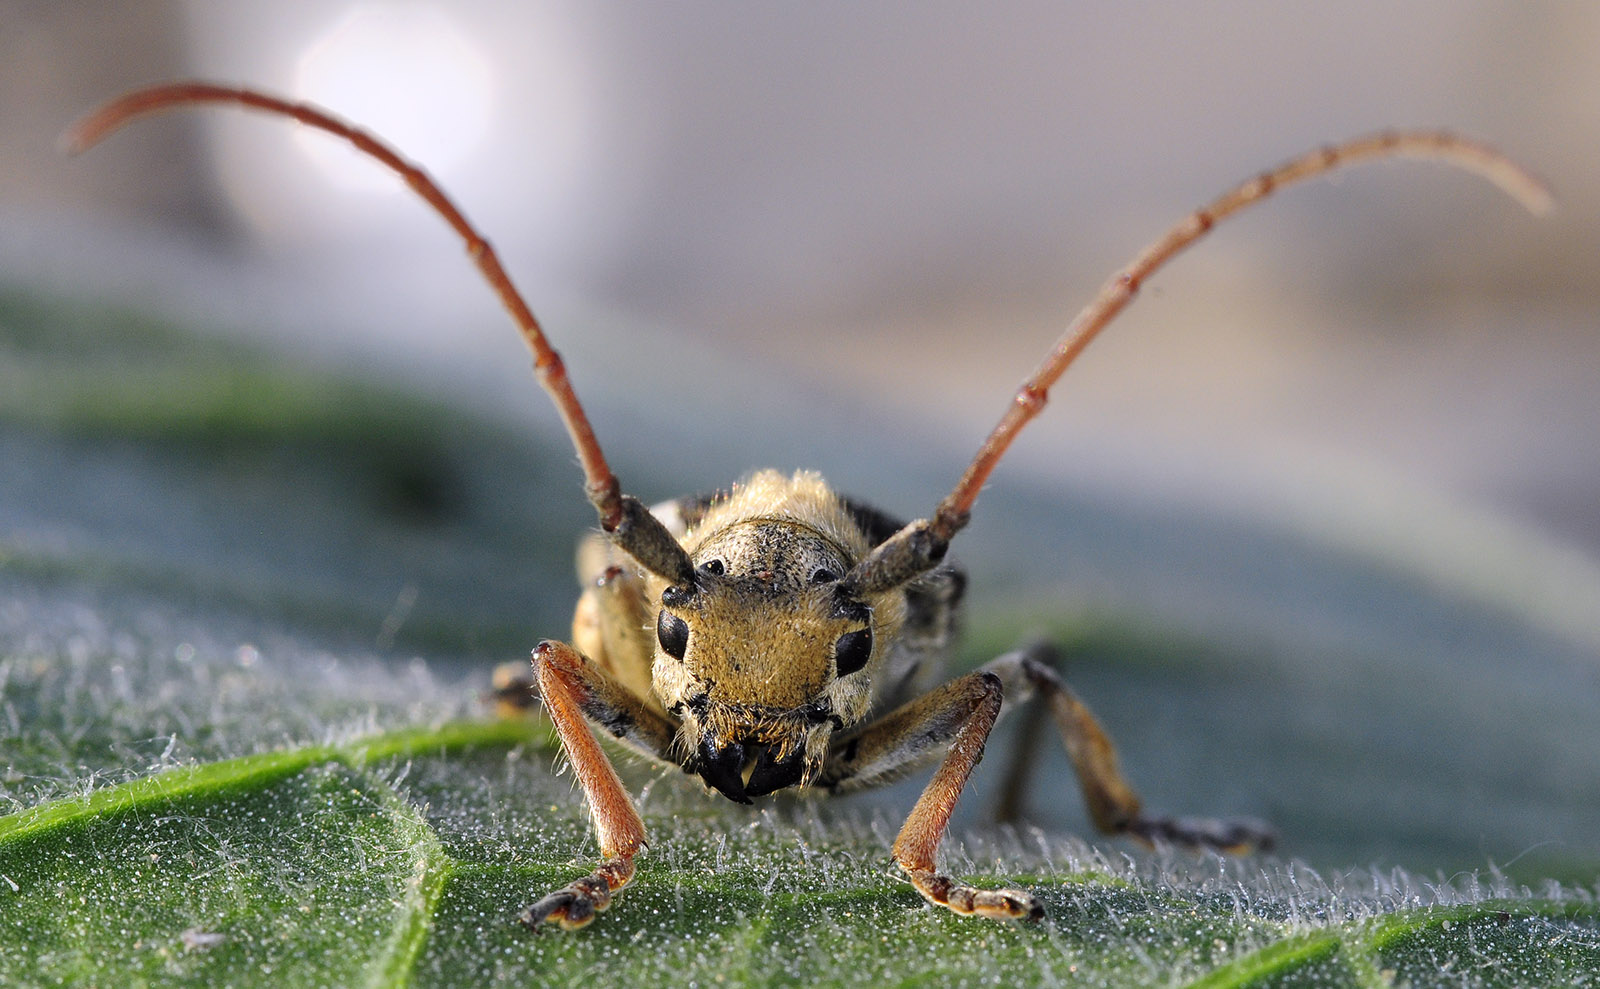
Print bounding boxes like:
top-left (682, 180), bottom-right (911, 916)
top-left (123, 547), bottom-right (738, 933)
top-left (56, 124), bottom-right (89, 157)
top-left (1522, 181), bottom-right (1556, 217)
top-left (58, 108), bottom-right (116, 157)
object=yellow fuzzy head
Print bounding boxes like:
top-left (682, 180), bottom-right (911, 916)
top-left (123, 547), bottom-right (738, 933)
top-left (648, 471), bottom-right (905, 801)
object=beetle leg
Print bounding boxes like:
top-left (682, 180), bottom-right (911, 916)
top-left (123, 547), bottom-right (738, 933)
top-left (571, 532), bottom-right (660, 703)
top-left (489, 661), bottom-right (539, 717)
top-left (495, 534), bottom-right (658, 722)
top-left (993, 643), bottom-right (1275, 853)
top-left (823, 672), bottom-right (1043, 920)
top-left (520, 639), bottom-right (676, 930)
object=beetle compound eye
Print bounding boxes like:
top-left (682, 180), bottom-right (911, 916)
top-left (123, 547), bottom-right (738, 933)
top-left (833, 627), bottom-right (872, 676)
top-left (698, 558), bottom-right (725, 576)
top-left (809, 567), bottom-right (837, 585)
top-left (657, 610), bottom-right (689, 660)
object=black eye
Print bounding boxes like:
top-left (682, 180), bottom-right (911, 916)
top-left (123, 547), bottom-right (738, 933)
top-left (809, 567), bottom-right (837, 585)
top-left (834, 628), bottom-right (872, 676)
top-left (698, 558), bottom-right (725, 576)
top-left (657, 610), bottom-right (689, 660)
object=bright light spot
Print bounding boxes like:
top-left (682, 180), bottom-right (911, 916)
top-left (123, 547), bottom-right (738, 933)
top-left (292, 3), bottom-right (493, 193)
top-left (194, 0), bottom-right (604, 349)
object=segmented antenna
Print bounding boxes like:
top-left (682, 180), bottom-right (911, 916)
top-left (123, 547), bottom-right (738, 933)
top-left (928, 130), bottom-right (1549, 538)
top-left (64, 81), bottom-right (630, 532)
top-left (844, 130), bottom-right (1549, 595)
top-left (934, 131), bottom-right (1555, 534)
top-left (69, 88), bottom-right (1550, 596)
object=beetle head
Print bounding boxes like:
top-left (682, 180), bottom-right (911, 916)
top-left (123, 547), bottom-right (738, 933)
top-left (649, 475), bottom-right (904, 802)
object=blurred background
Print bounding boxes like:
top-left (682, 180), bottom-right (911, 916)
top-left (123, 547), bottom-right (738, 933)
top-left (4, 1), bottom-right (1596, 549)
top-left (0, 2), bottom-right (1597, 876)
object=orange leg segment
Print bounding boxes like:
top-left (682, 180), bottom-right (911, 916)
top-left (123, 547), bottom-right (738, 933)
top-left (888, 673), bottom-right (1044, 920)
top-left (520, 640), bottom-right (648, 930)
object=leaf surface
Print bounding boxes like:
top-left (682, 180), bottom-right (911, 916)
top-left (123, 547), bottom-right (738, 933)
top-left (1, 291), bottom-right (1595, 987)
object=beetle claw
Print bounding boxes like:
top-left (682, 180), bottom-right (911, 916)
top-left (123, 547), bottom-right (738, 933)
top-left (695, 736), bottom-right (750, 803)
top-left (744, 744), bottom-right (805, 797)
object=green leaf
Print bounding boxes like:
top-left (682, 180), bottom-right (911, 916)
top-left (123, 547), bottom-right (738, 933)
top-left (1, 290), bottom-right (1596, 986)
top-left (3, 715), bottom-right (1596, 987)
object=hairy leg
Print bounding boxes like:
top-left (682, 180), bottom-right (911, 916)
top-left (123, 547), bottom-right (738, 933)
top-left (822, 672), bottom-right (1042, 920)
top-left (992, 643), bottom-right (1274, 852)
top-left (519, 640), bottom-right (677, 930)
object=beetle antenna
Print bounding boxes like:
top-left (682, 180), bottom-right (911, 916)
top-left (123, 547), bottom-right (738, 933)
top-left (65, 81), bottom-right (695, 585)
top-left (842, 130), bottom-right (1550, 597)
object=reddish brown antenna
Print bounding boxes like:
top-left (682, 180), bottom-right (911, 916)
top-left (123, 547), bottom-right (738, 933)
top-left (65, 81), bottom-right (630, 532)
top-left (68, 88), bottom-right (1550, 593)
top-left (928, 130), bottom-right (1549, 542)
top-left (843, 130), bottom-right (1548, 594)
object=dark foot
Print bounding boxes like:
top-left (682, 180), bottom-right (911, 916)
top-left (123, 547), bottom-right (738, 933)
top-left (1126, 815), bottom-right (1277, 854)
top-left (903, 867), bottom-right (1045, 922)
top-left (519, 858), bottom-right (634, 931)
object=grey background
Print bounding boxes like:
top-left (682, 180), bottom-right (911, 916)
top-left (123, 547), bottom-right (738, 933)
top-left (1, 1), bottom-right (1596, 878)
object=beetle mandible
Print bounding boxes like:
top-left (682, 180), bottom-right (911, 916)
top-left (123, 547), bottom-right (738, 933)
top-left (66, 82), bottom-right (1550, 928)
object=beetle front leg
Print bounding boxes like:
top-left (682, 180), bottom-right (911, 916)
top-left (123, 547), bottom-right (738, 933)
top-left (520, 639), bottom-right (661, 930)
top-left (825, 673), bottom-right (1043, 920)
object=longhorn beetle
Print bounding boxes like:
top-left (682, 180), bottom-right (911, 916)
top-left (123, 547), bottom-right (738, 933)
top-left (67, 82), bottom-right (1550, 929)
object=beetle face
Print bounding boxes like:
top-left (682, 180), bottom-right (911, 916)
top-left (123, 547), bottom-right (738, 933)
top-left (650, 517), bottom-right (896, 801)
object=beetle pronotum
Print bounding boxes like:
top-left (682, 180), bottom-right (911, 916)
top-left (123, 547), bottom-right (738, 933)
top-left (67, 82), bottom-right (1549, 928)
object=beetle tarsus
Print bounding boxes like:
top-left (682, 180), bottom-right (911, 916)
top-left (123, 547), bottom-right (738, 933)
top-left (521, 859), bottom-right (633, 931)
top-left (1126, 814), bottom-right (1278, 854)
